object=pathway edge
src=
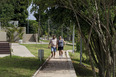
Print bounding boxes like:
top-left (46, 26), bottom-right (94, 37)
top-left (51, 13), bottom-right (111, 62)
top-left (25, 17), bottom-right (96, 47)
top-left (32, 55), bottom-right (51, 77)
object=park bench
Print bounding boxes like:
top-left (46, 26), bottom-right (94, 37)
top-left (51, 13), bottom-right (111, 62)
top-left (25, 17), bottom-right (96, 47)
top-left (0, 41), bottom-right (11, 57)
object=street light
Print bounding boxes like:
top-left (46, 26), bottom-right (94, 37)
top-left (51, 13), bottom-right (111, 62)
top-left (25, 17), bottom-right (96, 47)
top-left (48, 19), bottom-right (50, 40)
top-left (0, 22), bottom-right (1, 31)
top-left (72, 24), bottom-right (75, 53)
top-left (61, 24), bottom-right (64, 38)
top-left (27, 0), bottom-right (29, 34)
top-left (80, 36), bottom-right (82, 64)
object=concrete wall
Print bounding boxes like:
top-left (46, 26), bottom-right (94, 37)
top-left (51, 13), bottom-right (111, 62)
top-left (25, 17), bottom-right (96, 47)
top-left (0, 31), bottom-right (7, 41)
top-left (23, 34), bottom-right (38, 43)
top-left (0, 22), bottom-right (1, 31)
top-left (0, 27), bottom-right (38, 43)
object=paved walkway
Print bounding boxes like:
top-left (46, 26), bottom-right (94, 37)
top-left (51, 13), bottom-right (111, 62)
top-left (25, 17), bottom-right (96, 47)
top-left (11, 43), bottom-right (35, 57)
top-left (35, 51), bottom-right (77, 77)
top-left (22, 41), bottom-right (49, 44)
top-left (0, 43), bottom-right (35, 57)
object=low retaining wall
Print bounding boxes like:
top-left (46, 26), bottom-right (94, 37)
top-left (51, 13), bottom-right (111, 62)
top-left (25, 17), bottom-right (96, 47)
top-left (0, 27), bottom-right (38, 43)
top-left (23, 34), bottom-right (38, 43)
top-left (0, 31), bottom-right (7, 41)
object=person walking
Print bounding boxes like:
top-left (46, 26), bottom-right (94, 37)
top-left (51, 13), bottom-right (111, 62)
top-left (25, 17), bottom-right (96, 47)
top-left (58, 36), bottom-right (65, 58)
top-left (48, 35), bottom-right (57, 58)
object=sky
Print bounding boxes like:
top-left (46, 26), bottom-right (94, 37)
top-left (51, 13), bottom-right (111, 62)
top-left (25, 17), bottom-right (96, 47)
top-left (27, 2), bottom-right (36, 20)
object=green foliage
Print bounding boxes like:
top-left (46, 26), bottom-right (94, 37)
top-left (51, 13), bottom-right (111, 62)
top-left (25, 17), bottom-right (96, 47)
top-left (27, 20), bottom-right (39, 34)
top-left (32, 0), bottom-right (116, 76)
top-left (6, 25), bottom-right (24, 42)
top-left (11, 0), bottom-right (31, 26)
top-left (69, 52), bottom-right (99, 76)
top-left (32, 0), bottom-right (76, 40)
top-left (17, 27), bottom-right (24, 39)
top-left (32, 22), bottom-right (38, 33)
top-left (0, 44), bottom-right (51, 77)
top-left (6, 25), bottom-right (17, 42)
top-left (0, 0), bottom-right (14, 27)
top-left (0, 0), bottom-right (32, 27)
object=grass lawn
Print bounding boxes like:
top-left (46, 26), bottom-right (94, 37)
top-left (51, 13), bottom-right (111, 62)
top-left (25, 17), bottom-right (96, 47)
top-left (0, 44), bottom-right (51, 77)
top-left (23, 44), bottom-right (51, 58)
top-left (0, 44), bottom-right (74, 77)
top-left (69, 52), bottom-right (99, 77)
top-left (0, 43), bottom-right (97, 77)
top-left (0, 56), bottom-right (42, 77)
top-left (40, 40), bottom-right (49, 43)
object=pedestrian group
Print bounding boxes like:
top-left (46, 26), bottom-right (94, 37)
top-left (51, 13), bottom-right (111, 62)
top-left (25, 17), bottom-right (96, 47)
top-left (48, 35), bottom-right (65, 58)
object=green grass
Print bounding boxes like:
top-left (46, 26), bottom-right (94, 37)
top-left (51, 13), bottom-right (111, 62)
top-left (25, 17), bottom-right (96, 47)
top-left (69, 52), bottom-right (99, 77)
top-left (0, 44), bottom-right (74, 77)
top-left (23, 44), bottom-right (74, 57)
top-left (23, 44), bottom-right (51, 58)
top-left (0, 56), bottom-right (42, 77)
top-left (0, 44), bottom-right (51, 77)
top-left (64, 44), bottom-right (76, 50)
top-left (40, 40), bottom-right (49, 43)
top-left (1, 43), bottom-right (96, 77)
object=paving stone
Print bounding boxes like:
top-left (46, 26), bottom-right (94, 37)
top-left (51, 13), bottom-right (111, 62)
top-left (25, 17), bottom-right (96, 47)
top-left (35, 51), bottom-right (77, 77)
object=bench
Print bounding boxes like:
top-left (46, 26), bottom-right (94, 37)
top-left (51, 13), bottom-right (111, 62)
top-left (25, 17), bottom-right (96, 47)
top-left (0, 41), bottom-right (11, 57)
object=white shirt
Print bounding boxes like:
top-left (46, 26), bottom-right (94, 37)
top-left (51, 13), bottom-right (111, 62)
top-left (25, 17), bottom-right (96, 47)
top-left (49, 38), bottom-right (57, 47)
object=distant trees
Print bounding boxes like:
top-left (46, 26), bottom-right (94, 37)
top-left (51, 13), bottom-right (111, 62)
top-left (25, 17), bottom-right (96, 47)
top-left (32, 1), bottom-right (74, 39)
top-left (11, 0), bottom-right (31, 26)
top-left (0, 0), bottom-right (31, 27)
top-left (28, 20), bottom-right (39, 34)
top-left (0, 0), bottom-right (14, 26)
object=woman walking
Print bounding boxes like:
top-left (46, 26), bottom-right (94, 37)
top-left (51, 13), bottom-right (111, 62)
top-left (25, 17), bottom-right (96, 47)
top-left (58, 36), bottom-right (65, 58)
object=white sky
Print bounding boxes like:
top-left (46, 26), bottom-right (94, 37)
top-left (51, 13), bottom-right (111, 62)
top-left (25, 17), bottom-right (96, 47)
top-left (27, 2), bottom-right (36, 20)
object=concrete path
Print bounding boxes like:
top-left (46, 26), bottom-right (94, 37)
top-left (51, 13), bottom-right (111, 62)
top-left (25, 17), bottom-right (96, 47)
top-left (35, 51), bottom-right (77, 77)
top-left (23, 41), bottom-right (49, 44)
top-left (11, 43), bottom-right (35, 57)
top-left (0, 54), bottom-right (10, 57)
top-left (0, 43), bottom-right (35, 57)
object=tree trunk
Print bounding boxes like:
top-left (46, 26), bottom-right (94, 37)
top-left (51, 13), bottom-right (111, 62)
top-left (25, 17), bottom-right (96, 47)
top-left (68, 0), bottom-right (96, 77)
top-left (48, 19), bottom-right (50, 40)
top-left (38, 12), bottom-right (41, 42)
top-left (98, 65), bottom-right (105, 77)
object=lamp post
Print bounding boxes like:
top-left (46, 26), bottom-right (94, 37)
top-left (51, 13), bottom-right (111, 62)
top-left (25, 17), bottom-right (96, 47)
top-left (48, 19), bottom-right (50, 40)
top-left (27, 0), bottom-right (29, 34)
top-left (0, 22), bottom-right (1, 31)
top-left (61, 24), bottom-right (63, 38)
top-left (0, 12), bottom-right (1, 31)
top-left (80, 36), bottom-right (82, 64)
top-left (38, 9), bottom-right (41, 42)
top-left (72, 24), bottom-right (75, 53)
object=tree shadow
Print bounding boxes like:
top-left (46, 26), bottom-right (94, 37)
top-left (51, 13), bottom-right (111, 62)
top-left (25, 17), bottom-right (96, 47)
top-left (72, 59), bottom-right (99, 77)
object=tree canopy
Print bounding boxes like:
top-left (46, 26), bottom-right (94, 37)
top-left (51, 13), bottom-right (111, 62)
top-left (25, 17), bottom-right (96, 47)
top-left (0, 0), bottom-right (32, 27)
top-left (32, 0), bottom-right (116, 77)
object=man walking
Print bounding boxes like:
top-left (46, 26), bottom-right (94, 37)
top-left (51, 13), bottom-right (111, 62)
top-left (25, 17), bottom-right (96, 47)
top-left (48, 35), bottom-right (57, 58)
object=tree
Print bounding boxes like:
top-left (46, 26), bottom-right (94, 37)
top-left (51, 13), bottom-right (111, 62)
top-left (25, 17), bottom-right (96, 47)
top-left (11, 0), bottom-right (31, 27)
top-left (32, 0), bottom-right (116, 77)
top-left (61, 0), bottom-right (116, 77)
top-left (0, 0), bottom-right (14, 27)
top-left (0, 0), bottom-right (32, 27)
top-left (32, 1), bottom-right (74, 40)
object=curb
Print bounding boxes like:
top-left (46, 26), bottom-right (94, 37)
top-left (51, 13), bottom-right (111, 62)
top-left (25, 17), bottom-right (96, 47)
top-left (66, 50), bottom-right (77, 77)
top-left (32, 55), bottom-right (51, 77)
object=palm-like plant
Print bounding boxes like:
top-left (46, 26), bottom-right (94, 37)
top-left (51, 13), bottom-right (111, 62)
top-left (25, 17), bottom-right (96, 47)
top-left (6, 24), bottom-right (17, 42)
top-left (17, 27), bottom-right (24, 39)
